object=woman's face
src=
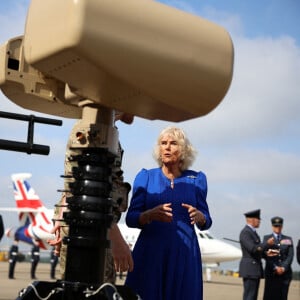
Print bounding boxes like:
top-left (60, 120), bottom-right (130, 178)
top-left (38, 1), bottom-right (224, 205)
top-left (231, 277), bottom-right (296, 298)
top-left (160, 135), bottom-right (181, 166)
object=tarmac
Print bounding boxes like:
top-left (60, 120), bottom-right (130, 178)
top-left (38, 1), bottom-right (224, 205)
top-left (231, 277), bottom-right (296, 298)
top-left (0, 261), bottom-right (299, 300)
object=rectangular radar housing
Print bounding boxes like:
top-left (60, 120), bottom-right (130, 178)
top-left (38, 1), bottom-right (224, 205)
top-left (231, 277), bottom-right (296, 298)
top-left (1, 0), bottom-right (234, 122)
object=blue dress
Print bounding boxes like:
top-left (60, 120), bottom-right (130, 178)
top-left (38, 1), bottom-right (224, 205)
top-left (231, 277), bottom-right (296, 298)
top-left (125, 168), bottom-right (212, 300)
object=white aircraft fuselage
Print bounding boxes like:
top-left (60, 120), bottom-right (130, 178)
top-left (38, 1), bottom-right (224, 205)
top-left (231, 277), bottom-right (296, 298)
top-left (118, 223), bottom-right (242, 265)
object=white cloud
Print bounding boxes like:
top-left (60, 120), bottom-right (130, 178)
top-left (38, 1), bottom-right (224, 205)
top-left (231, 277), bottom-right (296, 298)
top-left (171, 33), bottom-right (300, 148)
top-left (201, 149), bottom-right (300, 184)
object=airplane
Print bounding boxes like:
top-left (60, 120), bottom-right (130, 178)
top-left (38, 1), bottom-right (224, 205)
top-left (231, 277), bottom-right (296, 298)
top-left (1, 173), bottom-right (242, 265)
top-left (118, 223), bottom-right (242, 266)
top-left (196, 229), bottom-right (242, 265)
top-left (0, 173), bottom-right (55, 249)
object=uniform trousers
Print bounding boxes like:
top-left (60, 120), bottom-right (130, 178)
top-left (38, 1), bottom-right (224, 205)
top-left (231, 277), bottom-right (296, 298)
top-left (263, 275), bottom-right (291, 300)
top-left (243, 278), bottom-right (260, 300)
top-left (8, 258), bottom-right (17, 278)
top-left (31, 258), bottom-right (39, 278)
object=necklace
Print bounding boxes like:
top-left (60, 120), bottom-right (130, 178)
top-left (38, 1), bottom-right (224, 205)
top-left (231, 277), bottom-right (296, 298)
top-left (161, 166), bottom-right (180, 189)
top-left (170, 179), bottom-right (174, 189)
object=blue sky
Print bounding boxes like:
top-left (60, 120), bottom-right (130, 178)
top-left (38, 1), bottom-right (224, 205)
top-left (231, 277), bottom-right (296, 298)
top-left (0, 1), bottom-right (299, 271)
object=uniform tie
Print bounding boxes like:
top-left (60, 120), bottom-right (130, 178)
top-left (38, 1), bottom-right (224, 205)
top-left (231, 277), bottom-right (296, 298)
top-left (254, 230), bottom-right (260, 241)
top-left (277, 234), bottom-right (281, 243)
top-left (274, 234), bottom-right (281, 244)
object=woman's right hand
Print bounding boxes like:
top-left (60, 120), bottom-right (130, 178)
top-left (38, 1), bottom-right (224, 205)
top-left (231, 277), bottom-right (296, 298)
top-left (140, 203), bottom-right (173, 225)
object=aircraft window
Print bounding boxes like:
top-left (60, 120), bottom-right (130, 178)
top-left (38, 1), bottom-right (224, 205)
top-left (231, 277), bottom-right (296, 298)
top-left (199, 233), bottom-right (205, 238)
top-left (206, 233), bottom-right (214, 239)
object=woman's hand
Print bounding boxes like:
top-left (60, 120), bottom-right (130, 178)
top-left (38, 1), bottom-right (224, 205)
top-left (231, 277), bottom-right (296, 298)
top-left (140, 203), bottom-right (173, 225)
top-left (182, 203), bottom-right (206, 226)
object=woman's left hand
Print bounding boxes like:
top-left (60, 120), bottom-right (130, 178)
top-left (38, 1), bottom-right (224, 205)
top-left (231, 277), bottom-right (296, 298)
top-left (182, 203), bottom-right (206, 226)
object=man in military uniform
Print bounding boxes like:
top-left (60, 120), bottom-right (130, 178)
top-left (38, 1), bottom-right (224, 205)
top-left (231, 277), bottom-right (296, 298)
top-left (50, 247), bottom-right (59, 279)
top-left (239, 209), bottom-right (274, 300)
top-left (262, 217), bottom-right (294, 300)
top-left (297, 239), bottom-right (300, 265)
top-left (49, 112), bottom-right (134, 283)
top-left (8, 238), bottom-right (19, 279)
top-left (30, 240), bottom-right (40, 279)
top-left (0, 214), bottom-right (4, 241)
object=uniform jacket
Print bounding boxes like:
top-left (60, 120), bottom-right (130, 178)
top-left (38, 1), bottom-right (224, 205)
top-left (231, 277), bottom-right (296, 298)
top-left (239, 225), bottom-right (267, 278)
top-left (263, 233), bottom-right (294, 279)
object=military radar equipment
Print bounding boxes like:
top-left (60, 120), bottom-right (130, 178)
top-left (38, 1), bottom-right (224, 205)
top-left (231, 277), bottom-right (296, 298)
top-left (0, 0), bottom-right (234, 299)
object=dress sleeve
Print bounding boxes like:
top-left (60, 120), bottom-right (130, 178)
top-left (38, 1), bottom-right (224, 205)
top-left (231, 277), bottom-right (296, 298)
top-left (125, 168), bottom-right (149, 229)
top-left (195, 171), bottom-right (212, 231)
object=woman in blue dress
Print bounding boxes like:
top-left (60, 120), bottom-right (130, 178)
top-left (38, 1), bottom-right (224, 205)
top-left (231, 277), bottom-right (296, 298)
top-left (125, 126), bottom-right (212, 300)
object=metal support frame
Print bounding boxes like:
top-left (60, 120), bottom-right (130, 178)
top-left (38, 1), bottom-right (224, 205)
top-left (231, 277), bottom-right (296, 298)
top-left (0, 111), bottom-right (62, 155)
top-left (15, 105), bottom-right (138, 300)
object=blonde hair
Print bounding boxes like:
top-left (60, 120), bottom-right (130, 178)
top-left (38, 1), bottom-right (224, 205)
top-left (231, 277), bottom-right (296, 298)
top-left (153, 126), bottom-right (197, 171)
